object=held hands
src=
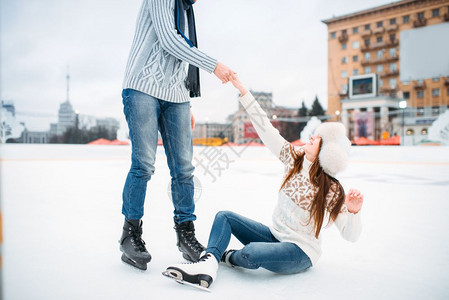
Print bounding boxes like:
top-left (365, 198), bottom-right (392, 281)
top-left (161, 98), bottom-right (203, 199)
top-left (213, 62), bottom-right (235, 84)
top-left (345, 188), bottom-right (364, 214)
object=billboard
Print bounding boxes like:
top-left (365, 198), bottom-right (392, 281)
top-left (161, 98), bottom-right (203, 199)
top-left (244, 121), bottom-right (280, 139)
top-left (349, 73), bottom-right (377, 99)
top-left (400, 23), bottom-right (449, 81)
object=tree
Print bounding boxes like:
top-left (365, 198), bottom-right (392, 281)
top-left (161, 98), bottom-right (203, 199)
top-left (298, 100), bottom-right (308, 117)
top-left (50, 125), bottom-right (117, 144)
top-left (310, 95), bottom-right (325, 117)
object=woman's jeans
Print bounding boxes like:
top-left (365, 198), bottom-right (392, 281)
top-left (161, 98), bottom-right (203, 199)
top-left (121, 89), bottom-right (195, 224)
top-left (206, 211), bottom-right (312, 274)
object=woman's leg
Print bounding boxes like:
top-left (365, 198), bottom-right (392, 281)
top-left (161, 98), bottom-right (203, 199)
top-left (206, 211), bottom-right (277, 262)
top-left (230, 242), bottom-right (312, 274)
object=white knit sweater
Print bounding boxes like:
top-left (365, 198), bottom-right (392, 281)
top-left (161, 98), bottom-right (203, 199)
top-left (123, 0), bottom-right (218, 103)
top-left (239, 92), bottom-right (362, 266)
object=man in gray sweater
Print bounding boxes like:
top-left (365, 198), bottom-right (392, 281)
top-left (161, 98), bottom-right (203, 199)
top-left (119, 0), bottom-right (234, 271)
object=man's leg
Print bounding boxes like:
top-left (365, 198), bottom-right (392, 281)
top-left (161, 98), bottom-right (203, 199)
top-left (122, 89), bottom-right (160, 219)
top-left (158, 100), bottom-right (203, 261)
top-left (120, 89), bottom-right (160, 270)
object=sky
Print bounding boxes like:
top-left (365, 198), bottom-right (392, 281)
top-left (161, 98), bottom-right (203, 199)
top-left (1, 0), bottom-right (401, 132)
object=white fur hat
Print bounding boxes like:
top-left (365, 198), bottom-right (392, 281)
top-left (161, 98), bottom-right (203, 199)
top-left (314, 122), bottom-right (351, 177)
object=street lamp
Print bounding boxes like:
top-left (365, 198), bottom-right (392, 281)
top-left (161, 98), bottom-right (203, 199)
top-left (335, 110), bottom-right (341, 121)
top-left (399, 100), bottom-right (407, 146)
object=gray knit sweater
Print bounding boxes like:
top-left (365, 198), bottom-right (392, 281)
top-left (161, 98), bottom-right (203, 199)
top-left (123, 0), bottom-right (218, 103)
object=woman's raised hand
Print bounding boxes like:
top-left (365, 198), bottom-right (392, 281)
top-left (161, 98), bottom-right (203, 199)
top-left (345, 188), bottom-right (364, 214)
top-left (229, 73), bottom-right (248, 96)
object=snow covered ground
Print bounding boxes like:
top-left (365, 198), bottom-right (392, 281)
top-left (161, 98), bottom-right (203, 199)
top-left (1, 144), bottom-right (449, 300)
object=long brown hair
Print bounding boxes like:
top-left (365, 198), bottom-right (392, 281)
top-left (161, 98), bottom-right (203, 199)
top-left (280, 141), bottom-right (345, 238)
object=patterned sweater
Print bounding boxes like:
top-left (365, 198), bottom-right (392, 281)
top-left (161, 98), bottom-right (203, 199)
top-left (123, 0), bottom-right (218, 103)
top-left (239, 92), bottom-right (362, 266)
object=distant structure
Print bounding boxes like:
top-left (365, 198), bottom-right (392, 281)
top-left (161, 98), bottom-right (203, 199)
top-left (191, 91), bottom-right (299, 145)
top-left (48, 71), bottom-right (120, 141)
top-left (1, 101), bottom-right (25, 143)
top-left (50, 72), bottom-right (77, 137)
top-left (322, 0), bottom-right (449, 144)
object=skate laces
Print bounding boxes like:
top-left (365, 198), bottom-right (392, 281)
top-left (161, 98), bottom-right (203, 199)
top-left (184, 230), bottom-right (205, 252)
top-left (130, 226), bottom-right (147, 252)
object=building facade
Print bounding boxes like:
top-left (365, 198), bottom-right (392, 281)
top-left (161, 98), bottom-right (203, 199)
top-left (323, 0), bottom-right (449, 143)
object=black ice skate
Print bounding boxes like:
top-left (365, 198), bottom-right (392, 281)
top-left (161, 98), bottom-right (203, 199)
top-left (119, 219), bottom-right (152, 271)
top-left (163, 252), bottom-right (218, 291)
top-left (221, 249), bottom-right (237, 267)
top-left (174, 221), bottom-right (205, 262)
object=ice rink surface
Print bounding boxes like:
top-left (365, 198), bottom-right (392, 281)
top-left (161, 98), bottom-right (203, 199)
top-left (1, 144), bottom-right (449, 300)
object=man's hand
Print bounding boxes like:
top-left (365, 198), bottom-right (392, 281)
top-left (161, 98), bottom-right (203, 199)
top-left (345, 188), bottom-right (364, 214)
top-left (190, 109), bottom-right (195, 130)
top-left (213, 62), bottom-right (234, 84)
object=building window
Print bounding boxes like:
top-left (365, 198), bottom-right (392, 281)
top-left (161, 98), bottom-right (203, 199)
top-left (365, 24), bottom-right (370, 30)
top-left (379, 79), bottom-right (383, 87)
top-left (353, 69), bottom-right (359, 76)
top-left (417, 107), bottom-right (424, 116)
top-left (330, 32), bottom-right (336, 39)
top-left (389, 48), bottom-right (397, 57)
top-left (352, 41), bottom-right (360, 49)
top-left (403, 15), bottom-right (410, 23)
top-left (342, 29), bottom-right (347, 35)
top-left (432, 88), bottom-right (440, 97)
top-left (377, 49), bottom-right (384, 58)
top-left (432, 77), bottom-right (440, 82)
top-left (389, 78), bottom-right (397, 88)
top-left (390, 18), bottom-right (396, 25)
top-left (417, 12), bottom-right (425, 20)
top-left (341, 70), bottom-right (348, 78)
top-left (342, 57), bottom-right (348, 64)
top-left (364, 52), bottom-right (371, 61)
top-left (364, 66), bottom-right (371, 74)
top-left (377, 21), bottom-right (383, 28)
top-left (447, 88), bottom-right (449, 96)
top-left (342, 43), bottom-right (347, 50)
top-left (377, 36), bottom-right (383, 43)
top-left (389, 34), bottom-right (396, 42)
top-left (417, 90), bottom-right (424, 98)
top-left (389, 63), bottom-right (397, 72)
top-left (353, 27), bottom-right (358, 34)
top-left (403, 91), bottom-right (410, 99)
top-left (341, 84), bottom-right (348, 94)
top-left (432, 9), bottom-right (440, 17)
top-left (421, 128), bottom-right (428, 135)
top-left (353, 55), bottom-right (358, 62)
top-left (432, 106), bottom-right (440, 115)
top-left (403, 80), bottom-right (410, 85)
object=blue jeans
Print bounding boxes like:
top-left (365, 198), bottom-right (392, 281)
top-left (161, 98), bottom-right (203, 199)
top-left (206, 211), bottom-right (312, 274)
top-left (121, 89), bottom-right (196, 224)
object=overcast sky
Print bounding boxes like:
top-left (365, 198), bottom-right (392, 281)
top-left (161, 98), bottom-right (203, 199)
top-left (1, 0), bottom-right (399, 133)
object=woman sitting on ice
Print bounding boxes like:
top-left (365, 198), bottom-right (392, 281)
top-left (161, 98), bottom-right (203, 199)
top-left (164, 74), bottom-right (364, 289)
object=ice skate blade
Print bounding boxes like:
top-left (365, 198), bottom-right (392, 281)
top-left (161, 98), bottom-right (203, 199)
top-left (121, 253), bottom-right (148, 271)
top-left (162, 270), bottom-right (212, 292)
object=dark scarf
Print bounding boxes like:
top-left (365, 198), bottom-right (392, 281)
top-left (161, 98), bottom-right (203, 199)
top-left (174, 0), bottom-right (201, 98)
